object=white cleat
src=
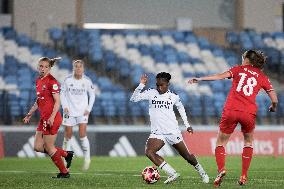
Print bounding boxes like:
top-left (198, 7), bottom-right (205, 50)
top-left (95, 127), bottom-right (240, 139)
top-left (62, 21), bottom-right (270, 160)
top-left (82, 159), bottom-right (91, 171)
top-left (200, 172), bottom-right (210, 183)
top-left (164, 173), bottom-right (180, 184)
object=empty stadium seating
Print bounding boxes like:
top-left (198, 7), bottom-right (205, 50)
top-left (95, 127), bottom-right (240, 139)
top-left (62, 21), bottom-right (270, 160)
top-left (0, 26), bottom-right (283, 125)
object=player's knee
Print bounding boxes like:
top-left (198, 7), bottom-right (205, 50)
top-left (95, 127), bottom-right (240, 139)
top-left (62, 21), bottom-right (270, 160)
top-left (145, 148), bottom-right (155, 158)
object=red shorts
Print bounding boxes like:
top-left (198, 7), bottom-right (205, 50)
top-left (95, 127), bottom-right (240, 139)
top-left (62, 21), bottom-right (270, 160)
top-left (36, 113), bottom-right (62, 135)
top-left (219, 110), bottom-right (256, 134)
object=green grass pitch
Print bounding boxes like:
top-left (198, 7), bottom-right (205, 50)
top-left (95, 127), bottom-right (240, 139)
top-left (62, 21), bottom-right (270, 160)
top-left (0, 156), bottom-right (283, 189)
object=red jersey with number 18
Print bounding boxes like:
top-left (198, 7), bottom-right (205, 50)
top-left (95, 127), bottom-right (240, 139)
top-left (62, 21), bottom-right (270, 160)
top-left (224, 65), bottom-right (274, 115)
top-left (36, 74), bottom-right (61, 119)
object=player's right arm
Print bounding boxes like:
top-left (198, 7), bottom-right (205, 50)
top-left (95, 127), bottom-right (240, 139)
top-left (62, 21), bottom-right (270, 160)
top-left (188, 71), bottom-right (231, 84)
top-left (130, 74), bottom-right (151, 102)
top-left (60, 78), bottom-right (69, 115)
top-left (23, 100), bottom-right (38, 124)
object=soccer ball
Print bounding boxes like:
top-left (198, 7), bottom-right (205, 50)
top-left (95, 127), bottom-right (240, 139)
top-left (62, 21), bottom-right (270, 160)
top-left (142, 166), bottom-right (160, 184)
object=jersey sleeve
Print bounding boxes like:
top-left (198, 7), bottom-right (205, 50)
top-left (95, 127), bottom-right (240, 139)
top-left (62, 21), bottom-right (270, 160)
top-left (174, 95), bottom-right (191, 128)
top-left (130, 83), bottom-right (151, 102)
top-left (86, 79), bottom-right (96, 112)
top-left (49, 79), bottom-right (60, 94)
top-left (228, 66), bottom-right (239, 78)
top-left (261, 76), bottom-right (274, 92)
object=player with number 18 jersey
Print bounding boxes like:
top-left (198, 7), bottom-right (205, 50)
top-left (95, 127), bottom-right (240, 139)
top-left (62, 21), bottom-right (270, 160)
top-left (188, 50), bottom-right (278, 187)
top-left (220, 64), bottom-right (274, 134)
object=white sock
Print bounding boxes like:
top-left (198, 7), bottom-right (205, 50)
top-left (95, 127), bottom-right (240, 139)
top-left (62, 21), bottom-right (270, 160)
top-left (159, 161), bottom-right (176, 176)
top-left (80, 136), bottom-right (90, 160)
top-left (63, 137), bottom-right (71, 151)
top-left (194, 163), bottom-right (206, 175)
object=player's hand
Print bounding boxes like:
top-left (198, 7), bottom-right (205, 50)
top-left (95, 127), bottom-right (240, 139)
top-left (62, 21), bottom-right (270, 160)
top-left (63, 108), bottom-right (69, 114)
top-left (188, 78), bottom-right (200, 84)
top-left (47, 116), bottom-right (55, 126)
top-left (84, 110), bottom-right (90, 116)
top-left (140, 74), bottom-right (148, 85)
top-left (23, 113), bottom-right (32, 124)
top-left (187, 126), bottom-right (193, 135)
top-left (269, 105), bottom-right (276, 112)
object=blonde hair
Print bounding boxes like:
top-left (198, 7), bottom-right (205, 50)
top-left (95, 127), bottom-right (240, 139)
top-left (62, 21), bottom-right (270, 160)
top-left (39, 57), bottom-right (62, 67)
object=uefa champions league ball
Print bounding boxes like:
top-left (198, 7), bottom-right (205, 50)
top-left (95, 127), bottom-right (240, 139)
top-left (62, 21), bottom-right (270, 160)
top-left (142, 166), bottom-right (160, 184)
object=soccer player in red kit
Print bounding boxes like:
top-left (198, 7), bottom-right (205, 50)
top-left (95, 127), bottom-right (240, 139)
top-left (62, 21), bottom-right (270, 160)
top-left (23, 57), bottom-right (74, 178)
top-left (188, 50), bottom-right (278, 187)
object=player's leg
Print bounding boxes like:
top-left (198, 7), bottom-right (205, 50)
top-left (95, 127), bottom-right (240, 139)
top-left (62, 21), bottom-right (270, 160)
top-left (79, 122), bottom-right (91, 171)
top-left (214, 110), bottom-right (237, 187)
top-left (238, 132), bottom-right (253, 185)
top-left (63, 126), bottom-right (73, 151)
top-left (146, 135), bottom-right (178, 184)
top-left (34, 131), bottom-right (45, 153)
top-left (238, 113), bottom-right (255, 185)
top-left (215, 131), bottom-right (231, 173)
top-left (44, 134), bottom-right (69, 178)
top-left (62, 116), bottom-right (75, 151)
top-left (172, 140), bottom-right (209, 183)
top-left (214, 131), bottom-right (231, 187)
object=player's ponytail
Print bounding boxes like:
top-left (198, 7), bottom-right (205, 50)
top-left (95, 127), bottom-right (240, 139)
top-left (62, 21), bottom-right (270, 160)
top-left (49, 57), bottom-right (62, 67)
top-left (243, 50), bottom-right (267, 69)
top-left (39, 57), bottom-right (61, 67)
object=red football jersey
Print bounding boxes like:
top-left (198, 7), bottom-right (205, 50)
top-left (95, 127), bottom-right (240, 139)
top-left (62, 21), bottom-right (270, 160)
top-left (224, 65), bottom-right (274, 115)
top-left (36, 74), bottom-right (60, 119)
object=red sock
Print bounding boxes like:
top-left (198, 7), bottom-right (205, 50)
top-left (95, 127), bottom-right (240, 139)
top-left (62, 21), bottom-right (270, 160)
top-left (51, 150), bottom-right (68, 173)
top-left (242, 146), bottom-right (253, 177)
top-left (215, 146), bottom-right (226, 172)
top-left (56, 147), bottom-right (68, 158)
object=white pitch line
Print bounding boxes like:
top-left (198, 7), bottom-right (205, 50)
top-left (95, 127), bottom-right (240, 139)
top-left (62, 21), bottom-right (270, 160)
top-left (0, 170), bottom-right (283, 183)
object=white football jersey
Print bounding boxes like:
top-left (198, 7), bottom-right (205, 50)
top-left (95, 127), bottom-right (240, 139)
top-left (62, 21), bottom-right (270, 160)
top-left (60, 74), bottom-right (95, 117)
top-left (130, 83), bottom-right (191, 135)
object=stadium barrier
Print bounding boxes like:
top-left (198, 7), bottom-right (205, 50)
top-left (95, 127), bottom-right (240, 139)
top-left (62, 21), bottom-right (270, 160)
top-left (0, 125), bottom-right (284, 158)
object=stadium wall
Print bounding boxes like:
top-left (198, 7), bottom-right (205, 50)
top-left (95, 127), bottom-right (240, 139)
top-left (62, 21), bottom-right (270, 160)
top-left (243, 0), bottom-right (283, 32)
top-left (13, 0), bottom-right (77, 42)
top-left (1, 126), bottom-right (284, 158)
top-left (83, 0), bottom-right (235, 29)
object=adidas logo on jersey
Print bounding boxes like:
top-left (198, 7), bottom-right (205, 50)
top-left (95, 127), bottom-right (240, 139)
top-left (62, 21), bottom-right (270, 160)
top-left (109, 136), bottom-right (137, 157)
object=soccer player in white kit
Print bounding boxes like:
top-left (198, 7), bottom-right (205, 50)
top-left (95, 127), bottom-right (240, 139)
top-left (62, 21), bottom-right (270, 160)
top-left (130, 72), bottom-right (209, 184)
top-left (61, 60), bottom-right (95, 171)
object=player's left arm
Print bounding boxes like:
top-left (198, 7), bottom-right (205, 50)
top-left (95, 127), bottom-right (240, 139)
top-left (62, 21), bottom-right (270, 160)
top-left (175, 96), bottom-right (193, 134)
top-left (85, 80), bottom-right (96, 116)
top-left (188, 71), bottom-right (231, 84)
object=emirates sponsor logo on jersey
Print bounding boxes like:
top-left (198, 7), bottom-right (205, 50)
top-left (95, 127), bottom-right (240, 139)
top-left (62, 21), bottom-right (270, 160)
top-left (152, 100), bottom-right (172, 109)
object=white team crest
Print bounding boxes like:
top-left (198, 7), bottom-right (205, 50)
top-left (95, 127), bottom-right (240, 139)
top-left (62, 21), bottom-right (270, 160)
top-left (53, 84), bottom-right (58, 90)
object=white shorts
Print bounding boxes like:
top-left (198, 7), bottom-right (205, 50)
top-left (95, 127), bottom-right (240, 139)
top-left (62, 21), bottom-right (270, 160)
top-left (63, 115), bottom-right (89, 127)
top-left (148, 133), bottom-right (183, 145)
